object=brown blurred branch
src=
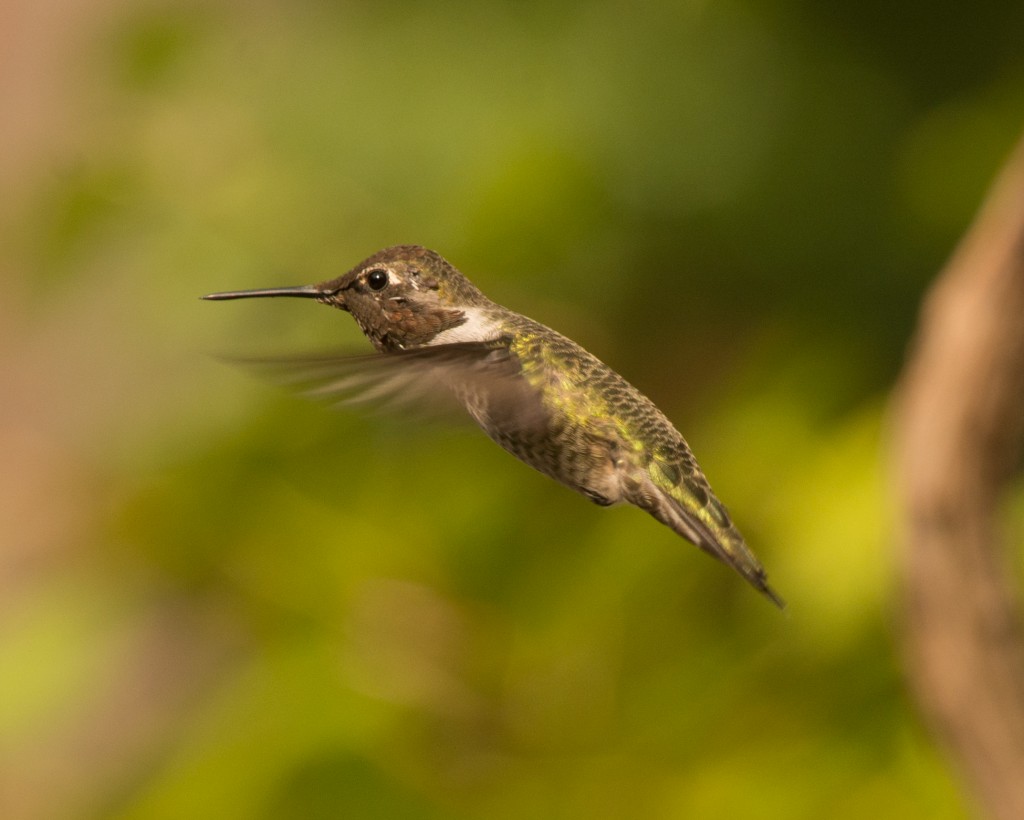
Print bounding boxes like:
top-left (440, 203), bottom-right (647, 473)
top-left (894, 131), bottom-right (1024, 820)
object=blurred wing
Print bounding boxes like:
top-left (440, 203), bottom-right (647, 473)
top-left (226, 340), bottom-right (526, 419)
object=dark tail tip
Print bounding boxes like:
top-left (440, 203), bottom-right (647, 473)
top-left (759, 581), bottom-right (787, 610)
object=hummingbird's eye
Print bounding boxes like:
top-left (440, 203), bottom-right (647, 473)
top-left (366, 269), bottom-right (389, 291)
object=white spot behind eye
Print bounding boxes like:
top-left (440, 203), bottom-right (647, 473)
top-left (430, 307), bottom-right (501, 345)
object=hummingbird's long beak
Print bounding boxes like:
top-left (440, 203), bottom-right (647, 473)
top-left (202, 285), bottom-right (324, 301)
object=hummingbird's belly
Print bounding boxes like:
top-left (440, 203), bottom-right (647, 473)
top-left (464, 390), bottom-right (625, 507)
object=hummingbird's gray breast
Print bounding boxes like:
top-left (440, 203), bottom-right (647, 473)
top-left (451, 316), bottom-right (653, 507)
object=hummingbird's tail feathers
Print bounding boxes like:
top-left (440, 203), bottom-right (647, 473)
top-left (629, 472), bottom-right (785, 609)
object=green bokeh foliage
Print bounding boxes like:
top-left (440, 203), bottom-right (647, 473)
top-left (4, 0), bottom-right (1023, 817)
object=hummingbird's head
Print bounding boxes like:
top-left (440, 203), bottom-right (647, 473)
top-left (204, 245), bottom-right (496, 352)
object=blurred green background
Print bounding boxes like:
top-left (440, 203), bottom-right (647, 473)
top-left (2, 0), bottom-right (1023, 817)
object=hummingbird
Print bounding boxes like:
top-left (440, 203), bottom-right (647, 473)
top-left (204, 245), bottom-right (783, 607)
